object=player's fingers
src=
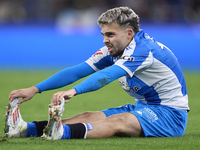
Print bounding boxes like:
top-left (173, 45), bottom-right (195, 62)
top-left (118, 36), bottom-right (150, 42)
top-left (9, 95), bottom-right (14, 102)
top-left (9, 89), bottom-right (19, 95)
top-left (18, 98), bottom-right (29, 105)
top-left (57, 93), bottom-right (64, 102)
top-left (57, 93), bottom-right (66, 104)
top-left (9, 90), bottom-right (17, 100)
top-left (9, 90), bottom-right (21, 102)
top-left (51, 93), bottom-right (59, 105)
top-left (51, 92), bottom-right (67, 105)
top-left (59, 93), bottom-right (70, 104)
top-left (9, 94), bottom-right (19, 102)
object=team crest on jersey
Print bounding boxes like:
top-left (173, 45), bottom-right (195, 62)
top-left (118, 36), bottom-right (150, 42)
top-left (93, 49), bottom-right (103, 57)
top-left (118, 76), bottom-right (141, 94)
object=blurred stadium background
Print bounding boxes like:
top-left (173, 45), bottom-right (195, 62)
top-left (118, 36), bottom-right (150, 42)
top-left (0, 0), bottom-right (200, 71)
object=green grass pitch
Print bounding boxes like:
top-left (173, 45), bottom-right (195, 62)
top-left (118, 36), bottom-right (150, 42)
top-left (0, 71), bottom-right (199, 150)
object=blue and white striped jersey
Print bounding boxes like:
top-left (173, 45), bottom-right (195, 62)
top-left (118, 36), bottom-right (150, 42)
top-left (86, 30), bottom-right (189, 112)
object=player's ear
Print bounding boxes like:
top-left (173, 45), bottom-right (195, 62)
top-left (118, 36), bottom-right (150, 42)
top-left (126, 28), bottom-right (134, 39)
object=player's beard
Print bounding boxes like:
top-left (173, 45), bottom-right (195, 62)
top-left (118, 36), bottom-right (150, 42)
top-left (110, 48), bottom-right (124, 57)
top-left (108, 44), bottom-right (125, 57)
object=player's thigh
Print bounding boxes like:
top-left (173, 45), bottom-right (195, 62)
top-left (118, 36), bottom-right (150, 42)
top-left (110, 112), bottom-right (143, 137)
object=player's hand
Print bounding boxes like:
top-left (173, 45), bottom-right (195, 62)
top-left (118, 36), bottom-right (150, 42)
top-left (51, 89), bottom-right (77, 105)
top-left (9, 86), bottom-right (40, 105)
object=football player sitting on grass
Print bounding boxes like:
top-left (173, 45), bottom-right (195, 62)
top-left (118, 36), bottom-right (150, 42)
top-left (5, 6), bottom-right (189, 140)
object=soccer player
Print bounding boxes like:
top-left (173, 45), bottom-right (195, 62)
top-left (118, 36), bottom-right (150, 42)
top-left (5, 6), bottom-right (189, 140)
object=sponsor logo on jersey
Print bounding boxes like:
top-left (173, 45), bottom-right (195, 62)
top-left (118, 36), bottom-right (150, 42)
top-left (93, 49), bottom-right (103, 57)
top-left (121, 55), bottom-right (135, 61)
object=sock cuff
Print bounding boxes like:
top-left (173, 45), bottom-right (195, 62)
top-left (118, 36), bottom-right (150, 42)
top-left (68, 123), bottom-right (86, 139)
top-left (62, 125), bottom-right (71, 139)
top-left (82, 123), bottom-right (87, 139)
top-left (26, 122), bottom-right (37, 137)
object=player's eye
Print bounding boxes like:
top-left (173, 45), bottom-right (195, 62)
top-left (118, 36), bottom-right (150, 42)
top-left (106, 32), bottom-right (114, 37)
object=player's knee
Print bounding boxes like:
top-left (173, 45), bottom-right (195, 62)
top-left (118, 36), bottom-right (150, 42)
top-left (81, 111), bottom-right (93, 118)
top-left (107, 114), bottom-right (128, 131)
top-left (108, 113), bottom-right (130, 122)
top-left (75, 111), bottom-right (92, 119)
top-left (79, 111), bottom-right (100, 120)
top-left (107, 113), bottom-right (140, 133)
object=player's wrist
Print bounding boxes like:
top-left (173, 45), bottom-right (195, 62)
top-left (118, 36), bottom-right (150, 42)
top-left (70, 88), bottom-right (77, 96)
top-left (31, 86), bottom-right (40, 94)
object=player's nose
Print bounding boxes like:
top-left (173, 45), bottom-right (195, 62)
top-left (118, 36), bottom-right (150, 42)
top-left (103, 37), bottom-right (109, 44)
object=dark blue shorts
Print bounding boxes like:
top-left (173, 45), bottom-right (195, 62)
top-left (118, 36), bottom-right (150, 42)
top-left (102, 101), bottom-right (188, 137)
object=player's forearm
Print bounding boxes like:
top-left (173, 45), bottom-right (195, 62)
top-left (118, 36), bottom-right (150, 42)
top-left (73, 65), bottom-right (127, 94)
top-left (73, 72), bottom-right (111, 94)
top-left (35, 62), bottom-right (94, 92)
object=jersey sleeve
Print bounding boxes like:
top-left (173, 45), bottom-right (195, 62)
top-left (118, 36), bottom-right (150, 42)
top-left (73, 65), bottom-right (128, 95)
top-left (35, 62), bottom-right (95, 92)
top-left (85, 46), bottom-right (114, 71)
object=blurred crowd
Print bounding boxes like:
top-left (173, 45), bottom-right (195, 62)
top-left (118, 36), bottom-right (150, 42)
top-left (0, 0), bottom-right (199, 27)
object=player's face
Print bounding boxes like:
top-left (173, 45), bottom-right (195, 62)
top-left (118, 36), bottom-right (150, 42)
top-left (101, 23), bottom-right (133, 57)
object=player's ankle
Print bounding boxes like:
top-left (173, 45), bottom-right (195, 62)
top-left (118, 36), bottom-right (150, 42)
top-left (32, 121), bottom-right (48, 137)
top-left (25, 122), bottom-right (37, 137)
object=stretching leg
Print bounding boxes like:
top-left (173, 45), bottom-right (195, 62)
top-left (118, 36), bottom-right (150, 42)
top-left (86, 112), bottom-right (143, 138)
top-left (34, 112), bottom-right (143, 139)
top-left (61, 111), bottom-right (106, 125)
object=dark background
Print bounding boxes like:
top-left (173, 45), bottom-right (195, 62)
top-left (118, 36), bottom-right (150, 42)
top-left (0, 0), bottom-right (199, 71)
